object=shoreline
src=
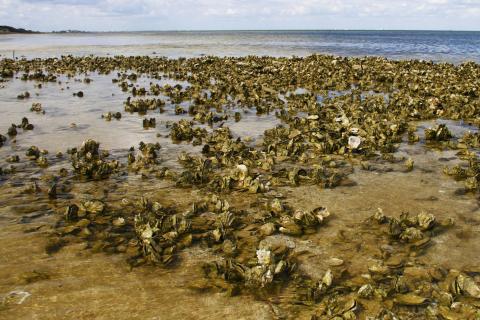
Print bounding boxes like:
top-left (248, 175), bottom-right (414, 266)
top-left (3, 29), bottom-right (480, 33)
top-left (1, 31), bottom-right (479, 64)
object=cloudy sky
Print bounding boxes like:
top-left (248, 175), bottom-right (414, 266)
top-left (1, 0), bottom-right (479, 31)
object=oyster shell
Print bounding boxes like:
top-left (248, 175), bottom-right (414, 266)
top-left (348, 136), bottom-right (362, 149)
top-left (394, 294), bottom-right (427, 306)
top-left (417, 212), bottom-right (436, 230)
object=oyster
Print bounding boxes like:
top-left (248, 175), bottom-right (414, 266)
top-left (64, 204), bottom-right (79, 221)
top-left (464, 177), bottom-right (478, 192)
top-left (6, 155), bottom-right (19, 163)
top-left (417, 211), bottom-right (436, 230)
top-left (259, 222), bottom-right (276, 236)
top-left (26, 146), bottom-right (41, 160)
top-left (142, 118), bottom-right (156, 129)
top-left (405, 158), bottom-right (414, 171)
top-left (233, 164), bottom-right (248, 182)
top-left (270, 198), bottom-right (284, 214)
top-left (102, 111), bottom-right (121, 121)
top-left (358, 284), bottom-right (374, 298)
top-left (37, 156), bottom-right (48, 168)
top-left (453, 274), bottom-right (480, 298)
top-left (348, 136), bottom-right (362, 150)
top-left (7, 124), bottom-right (17, 136)
top-left (256, 248), bottom-right (273, 265)
top-left (30, 102), bottom-right (44, 113)
top-left (0, 134), bottom-right (6, 147)
top-left (394, 294), bottom-right (427, 306)
top-left (79, 200), bottom-right (105, 215)
top-left (425, 124), bottom-right (452, 141)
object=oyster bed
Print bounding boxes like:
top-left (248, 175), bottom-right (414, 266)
top-left (0, 55), bottom-right (480, 319)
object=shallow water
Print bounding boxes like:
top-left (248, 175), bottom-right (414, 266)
top-left (1, 30), bottom-right (480, 62)
top-left (0, 73), bottom-right (278, 161)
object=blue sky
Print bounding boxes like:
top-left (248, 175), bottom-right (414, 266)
top-left (1, 0), bottom-right (479, 31)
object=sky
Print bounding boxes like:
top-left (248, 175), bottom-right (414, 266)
top-left (1, 0), bottom-right (479, 31)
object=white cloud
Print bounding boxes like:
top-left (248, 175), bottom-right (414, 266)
top-left (1, 0), bottom-right (479, 30)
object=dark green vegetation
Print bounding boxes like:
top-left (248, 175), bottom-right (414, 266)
top-left (0, 26), bottom-right (37, 34)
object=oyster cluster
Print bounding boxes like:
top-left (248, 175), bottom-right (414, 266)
top-left (101, 111), bottom-right (121, 121)
top-left (51, 199), bottom-right (130, 255)
top-left (425, 124), bottom-right (453, 142)
top-left (17, 91), bottom-right (30, 99)
top-left (202, 242), bottom-right (296, 292)
top-left (306, 210), bottom-right (479, 319)
top-left (444, 152), bottom-right (480, 192)
top-left (19, 117), bottom-right (34, 130)
top-left (133, 198), bottom-right (192, 266)
top-left (20, 71), bottom-right (56, 82)
top-left (170, 119), bottom-right (207, 142)
top-left (1, 53), bottom-right (479, 318)
top-left (5, 117), bottom-right (34, 137)
top-left (128, 142), bottom-right (161, 171)
top-left (269, 201), bottom-right (331, 236)
top-left (69, 139), bottom-right (119, 180)
top-left (142, 117), bottom-right (156, 129)
top-left (30, 102), bottom-right (44, 113)
top-left (124, 97), bottom-right (165, 114)
top-left (25, 146), bottom-right (49, 167)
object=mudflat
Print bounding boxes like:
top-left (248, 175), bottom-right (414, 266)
top-left (0, 55), bottom-right (479, 319)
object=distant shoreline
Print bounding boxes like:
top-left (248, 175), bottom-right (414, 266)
top-left (91, 29), bottom-right (480, 33)
top-left (1, 27), bottom-right (480, 34)
top-left (0, 26), bottom-right (39, 34)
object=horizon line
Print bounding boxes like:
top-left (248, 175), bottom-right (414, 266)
top-left (20, 28), bottom-right (480, 33)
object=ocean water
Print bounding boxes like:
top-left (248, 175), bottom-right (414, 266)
top-left (0, 30), bottom-right (479, 62)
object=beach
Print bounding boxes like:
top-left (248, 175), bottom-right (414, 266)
top-left (0, 38), bottom-right (480, 319)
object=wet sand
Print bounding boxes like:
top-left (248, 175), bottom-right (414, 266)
top-left (1, 55), bottom-right (480, 319)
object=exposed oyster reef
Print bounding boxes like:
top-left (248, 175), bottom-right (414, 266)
top-left (1, 54), bottom-right (480, 319)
